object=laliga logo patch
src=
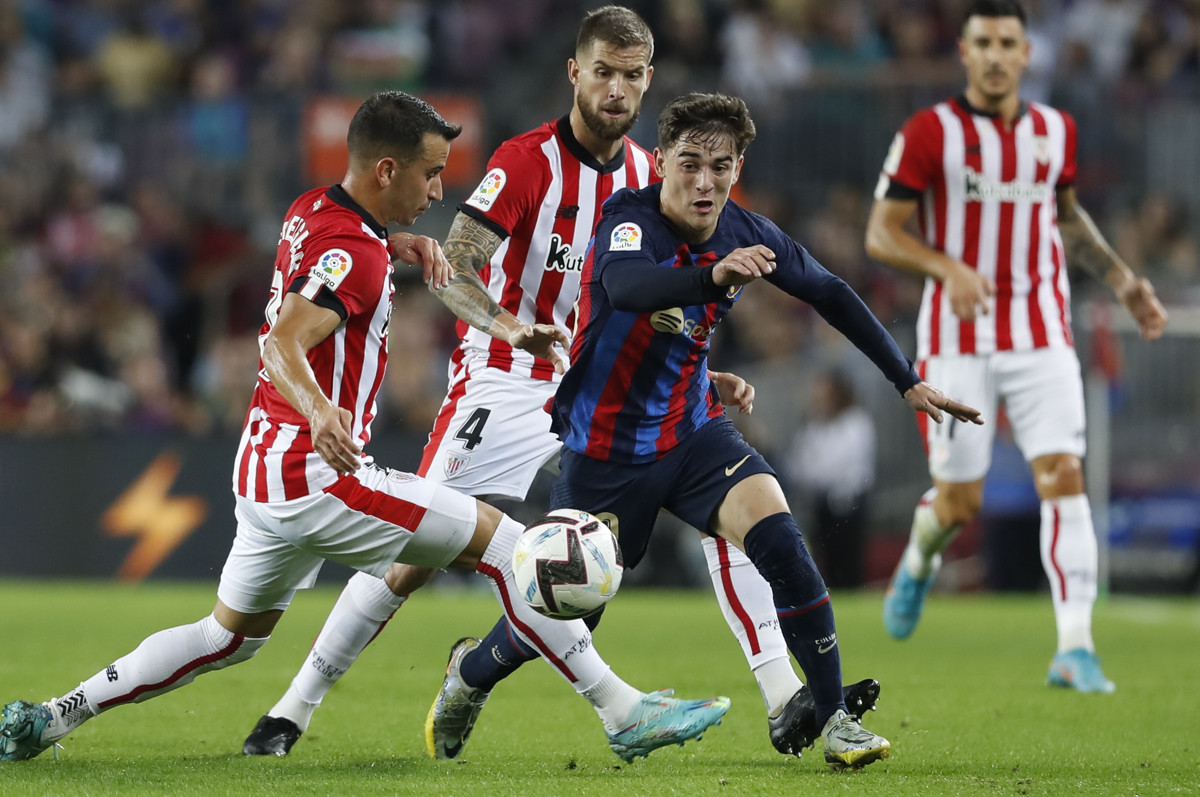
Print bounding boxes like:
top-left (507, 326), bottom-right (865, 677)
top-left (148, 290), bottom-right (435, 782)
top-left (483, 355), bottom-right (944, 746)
top-left (465, 169), bottom-right (507, 211)
top-left (610, 222), bottom-right (642, 252)
top-left (649, 306), bottom-right (685, 334)
top-left (314, 248), bottom-right (353, 289)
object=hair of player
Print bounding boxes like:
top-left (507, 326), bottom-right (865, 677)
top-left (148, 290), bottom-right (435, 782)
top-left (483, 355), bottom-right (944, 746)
top-left (962, 0), bottom-right (1027, 30)
top-left (576, 5), bottom-right (654, 62)
top-left (657, 93), bottom-right (757, 157)
top-left (346, 90), bottom-right (462, 168)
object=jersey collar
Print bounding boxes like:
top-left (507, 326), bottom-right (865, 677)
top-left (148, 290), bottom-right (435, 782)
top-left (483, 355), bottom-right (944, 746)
top-left (557, 115), bottom-right (628, 175)
top-left (327, 184), bottom-right (388, 239)
top-left (955, 94), bottom-right (1028, 121)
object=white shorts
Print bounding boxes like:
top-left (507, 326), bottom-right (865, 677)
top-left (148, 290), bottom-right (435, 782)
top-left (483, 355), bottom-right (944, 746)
top-left (217, 460), bottom-right (478, 613)
top-left (418, 357), bottom-right (561, 499)
top-left (921, 347), bottom-right (1086, 483)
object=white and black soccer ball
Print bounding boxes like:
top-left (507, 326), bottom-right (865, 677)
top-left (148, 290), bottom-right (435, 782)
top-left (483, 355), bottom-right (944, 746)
top-left (511, 509), bottom-right (623, 620)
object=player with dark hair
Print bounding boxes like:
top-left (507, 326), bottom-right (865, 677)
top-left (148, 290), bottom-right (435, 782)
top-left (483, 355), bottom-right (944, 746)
top-left (242, 6), bottom-right (750, 763)
top-left (0, 89), bottom-right (721, 763)
top-left (434, 91), bottom-right (984, 770)
top-left (867, 0), bottom-right (1167, 692)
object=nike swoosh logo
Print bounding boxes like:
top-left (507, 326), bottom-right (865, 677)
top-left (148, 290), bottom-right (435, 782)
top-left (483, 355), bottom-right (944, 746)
top-left (725, 455), bottom-right (751, 477)
top-left (818, 641), bottom-right (837, 654)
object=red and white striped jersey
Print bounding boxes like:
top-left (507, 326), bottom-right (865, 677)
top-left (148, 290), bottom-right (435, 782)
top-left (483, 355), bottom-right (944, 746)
top-left (875, 96), bottom-right (1078, 358)
top-left (454, 116), bottom-right (657, 381)
top-left (235, 185), bottom-right (394, 502)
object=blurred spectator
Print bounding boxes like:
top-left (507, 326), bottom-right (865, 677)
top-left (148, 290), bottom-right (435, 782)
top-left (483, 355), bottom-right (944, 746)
top-left (0, 1), bottom-right (51, 154)
top-left (94, 8), bottom-right (179, 108)
top-left (1060, 0), bottom-right (1147, 82)
top-left (784, 368), bottom-right (876, 589)
top-left (807, 0), bottom-right (887, 80)
top-left (330, 0), bottom-right (429, 93)
top-left (719, 0), bottom-right (812, 109)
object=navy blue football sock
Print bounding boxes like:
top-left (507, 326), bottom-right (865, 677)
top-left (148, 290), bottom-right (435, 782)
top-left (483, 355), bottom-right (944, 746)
top-left (459, 617), bottom-right (538, 692)
top-left (743, 512), bottom-right (847, 727)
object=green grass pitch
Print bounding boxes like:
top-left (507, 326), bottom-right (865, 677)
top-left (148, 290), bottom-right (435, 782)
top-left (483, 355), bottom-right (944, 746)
top-left (0, 579), bottom-right (1197, 796)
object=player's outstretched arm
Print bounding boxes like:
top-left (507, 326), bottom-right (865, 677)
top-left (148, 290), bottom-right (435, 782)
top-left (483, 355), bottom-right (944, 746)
top-left (1056, 186), bottom-right (1168, 340)
top-left (425, 212), bottom-right (570, 370)
top-left (902, 382), bottom-right (984, 426)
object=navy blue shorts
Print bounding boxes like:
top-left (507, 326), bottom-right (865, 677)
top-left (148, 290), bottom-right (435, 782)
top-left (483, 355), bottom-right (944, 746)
top-left (549, 415), bottom-right (774, 570)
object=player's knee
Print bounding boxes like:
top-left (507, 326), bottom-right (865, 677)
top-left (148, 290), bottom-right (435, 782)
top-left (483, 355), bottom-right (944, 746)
top-left (1033, 454), bottom-right (1084, 498)
top-left (382, 563), bottom-right (435, 597)
top-left (935, 485), bottom-right (983, 526)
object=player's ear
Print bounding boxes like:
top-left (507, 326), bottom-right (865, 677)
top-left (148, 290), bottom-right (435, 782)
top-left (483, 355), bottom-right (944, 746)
top-left (567, 57), bottom-right (580, 87)
top-left (653, 148), bottom-right (666, 178)
top-left (375, 157), bottom-right (395, 187)
top-left (731, 155), bottom-right (744, 184)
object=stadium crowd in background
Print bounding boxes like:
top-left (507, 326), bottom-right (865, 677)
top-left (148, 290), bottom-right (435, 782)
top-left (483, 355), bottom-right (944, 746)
top-left (1, 0), bottom-right (1195, 454)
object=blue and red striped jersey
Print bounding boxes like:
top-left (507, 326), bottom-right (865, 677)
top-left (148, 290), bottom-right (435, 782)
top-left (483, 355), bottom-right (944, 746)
top-left (552, 183), bottom-right (920, 465)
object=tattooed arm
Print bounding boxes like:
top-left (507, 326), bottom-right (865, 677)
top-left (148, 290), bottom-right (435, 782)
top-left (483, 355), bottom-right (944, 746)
top-left (391, 213), bottom-right (569, 372)
top-left (1057, 186), bottom-right (1168, 340)
top-left (434, 212), bottom-right (511, 334)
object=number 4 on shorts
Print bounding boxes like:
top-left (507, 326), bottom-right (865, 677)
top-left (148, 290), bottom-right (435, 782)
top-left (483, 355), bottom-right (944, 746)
top-left (454, 408), bottom-right (491, 451)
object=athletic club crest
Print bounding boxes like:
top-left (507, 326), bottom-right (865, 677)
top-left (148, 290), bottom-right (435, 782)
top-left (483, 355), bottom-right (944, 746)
top-left (444, 452), bottom-right (471, 478)
top-left (1032, 135), bottom-right (1051, 165)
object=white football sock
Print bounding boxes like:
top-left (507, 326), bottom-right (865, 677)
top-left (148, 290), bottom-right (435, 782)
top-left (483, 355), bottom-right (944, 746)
top-left (701, 535), bottom-right (802, 715)
top-left (270, 572), bottom-right (403, 731)
top-left (57, 615), bottom-right (266, 743)
top-left (478, 514), bottom-right (640, 732)
top-left (1039, 494), bottom-right (1098, 653)
top-left (903, 488), bottom-right (960, 579)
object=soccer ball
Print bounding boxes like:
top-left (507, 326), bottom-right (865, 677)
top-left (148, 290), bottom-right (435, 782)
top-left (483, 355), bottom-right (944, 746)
top-left (511, 509), bottom-right (623, 619)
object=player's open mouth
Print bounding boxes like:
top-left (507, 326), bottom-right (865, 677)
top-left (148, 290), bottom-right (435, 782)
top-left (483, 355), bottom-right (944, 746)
top-left (693, 200), bottom-right (714, 212)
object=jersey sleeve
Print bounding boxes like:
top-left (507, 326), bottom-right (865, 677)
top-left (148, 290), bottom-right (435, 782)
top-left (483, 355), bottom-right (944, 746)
top-left (874, 109), bottom-right (942, 201)
top-left (756, 213), bottom-right (920, 395)
top-left (592, 198), bottom-right (725, 312)
top-left (1057, 110), bottom-right (1078, 187)
top-left (457, 139), bottom-right (548, 240)
top-left (287, 232), bottom-right (383, 321)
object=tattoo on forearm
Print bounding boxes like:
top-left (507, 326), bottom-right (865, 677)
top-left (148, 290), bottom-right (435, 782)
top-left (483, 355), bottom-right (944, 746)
top-left (1059, 203), bottom-right (1121, 285)
top-left (438, 214), bottom-right (507, 331)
